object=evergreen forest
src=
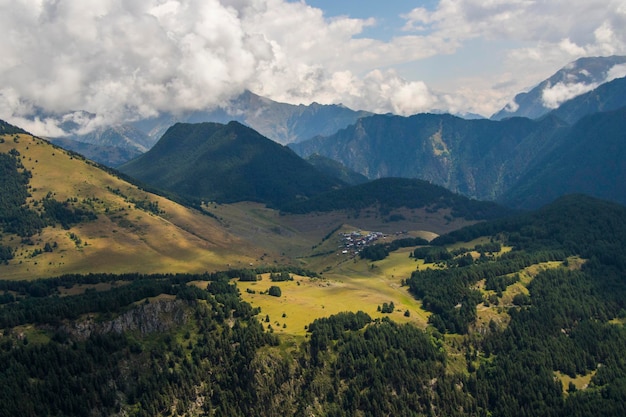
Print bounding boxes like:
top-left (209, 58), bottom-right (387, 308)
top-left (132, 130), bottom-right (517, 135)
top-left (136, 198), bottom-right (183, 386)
top-left (0, 194), bottom-right (625, 416)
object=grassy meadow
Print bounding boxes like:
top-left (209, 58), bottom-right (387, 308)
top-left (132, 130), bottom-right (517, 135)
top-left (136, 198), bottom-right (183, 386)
top-left (233, 248), bottom-right (431, 336)
top-left (2, 131), bottom-right (567, 341)
top-left (0, 133), bottom-right (266, 279)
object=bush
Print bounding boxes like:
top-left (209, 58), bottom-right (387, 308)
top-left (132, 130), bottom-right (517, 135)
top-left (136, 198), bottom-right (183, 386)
top-left (268, 286), bottom-right (282, 297)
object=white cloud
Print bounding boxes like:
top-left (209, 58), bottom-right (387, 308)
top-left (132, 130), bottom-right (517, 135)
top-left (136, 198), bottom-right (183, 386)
top-left (607, 63), bottom-right (626, 81)
top-left (0, 0), bottom-right (625, 136)
top-left (0, 0), bottom-right (273, 134)
top-left (541, 81), bottom-right (599, 109)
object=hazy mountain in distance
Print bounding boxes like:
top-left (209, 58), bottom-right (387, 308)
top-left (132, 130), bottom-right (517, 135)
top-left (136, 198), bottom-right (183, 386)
top-left (48, 137), bottom-right (143, 167)
top-left (66, 124), bottom-right (153, 152)
top-left (45, 123), bottom-right (152, 167)
top-left (22, 91), bottom-right (370, 167)
top-left (131, 90), bottom-right (373, 145)
top-left (491, 55), bottom-right (626, 121)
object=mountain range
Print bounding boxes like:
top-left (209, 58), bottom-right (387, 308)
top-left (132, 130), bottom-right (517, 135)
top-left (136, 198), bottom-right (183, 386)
top-left (291, 74), bottom-right (626, 209)
top-left (47, 55), bottom-right (626, 174)
top-left (130, 90), bottom-right (373, 145)
top-left (47, 90), bottom-right (371, 167)
top-left (12, 55), bottom-right (626, 212)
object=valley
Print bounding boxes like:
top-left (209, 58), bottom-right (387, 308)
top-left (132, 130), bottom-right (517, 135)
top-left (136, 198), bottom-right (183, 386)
top-left (1, 56), bottom-right (626, 416)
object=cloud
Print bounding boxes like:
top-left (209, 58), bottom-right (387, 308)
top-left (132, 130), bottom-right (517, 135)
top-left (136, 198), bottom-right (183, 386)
top-left (607, 63), bottom-right (626, 81)
top-left (540, 60), bottom-right (626, 110)
top-left (400, 0), bottom-right (626, 112)
top-left (0, 0), bottom-right (625, 136)
top-left (541, 81), bottom-right (598, 109)
top-left (0, 0), bottom-right (273, 134)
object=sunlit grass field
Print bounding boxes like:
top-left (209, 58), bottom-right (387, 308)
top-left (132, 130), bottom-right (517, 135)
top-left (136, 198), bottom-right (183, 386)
top-left (234, 248), bottom-right (431, 336)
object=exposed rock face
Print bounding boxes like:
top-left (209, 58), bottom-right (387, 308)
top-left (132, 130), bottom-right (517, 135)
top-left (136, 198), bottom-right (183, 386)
top-left (63, 298), bottom-right (188, 340)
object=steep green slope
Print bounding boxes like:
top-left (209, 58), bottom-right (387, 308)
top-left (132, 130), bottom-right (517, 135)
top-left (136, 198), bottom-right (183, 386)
top-left (120, 121), bottom-right (344, 208)
top-left (291, 113), bottom-right (567, 201)
top-left (0, 121), bottom-right (266, 279)
top-left (503, 107), bottom-right (626, 208)
top-left (282, 177), bottom-right (511, 220)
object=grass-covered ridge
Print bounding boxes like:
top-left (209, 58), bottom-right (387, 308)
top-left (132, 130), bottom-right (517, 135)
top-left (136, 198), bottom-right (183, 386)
top-left (0, 127), bottom-right (266, 279)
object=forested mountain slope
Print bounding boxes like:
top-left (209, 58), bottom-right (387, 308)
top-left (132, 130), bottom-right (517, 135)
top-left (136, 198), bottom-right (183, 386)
top-left (120, 121), bottom-right (345, 208)
top-left (503, 106), bottom-right (626, 208)
top-left (1, 194), bottom-right (626, 416)
top-left (548, 76), bottom-right (626, 125)
top-left (291, 112), bottom-right (567, 201)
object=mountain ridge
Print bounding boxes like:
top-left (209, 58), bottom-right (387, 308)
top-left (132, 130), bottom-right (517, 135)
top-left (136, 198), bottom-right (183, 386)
top-left (491, 55), bottom-right (626, 120)
top-left (0, 122), bottom-right (266, 279)
top-left (119, 121), bottom-right (346, 208)
top-left (290, 112), bottom-right (569, 202)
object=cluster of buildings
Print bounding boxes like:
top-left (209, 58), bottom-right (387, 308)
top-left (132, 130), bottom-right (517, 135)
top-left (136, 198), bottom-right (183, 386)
top-left (339, 231), bottom-right (384, 255)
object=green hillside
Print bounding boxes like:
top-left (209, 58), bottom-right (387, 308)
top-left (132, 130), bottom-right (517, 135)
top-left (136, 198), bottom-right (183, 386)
top-left (120, 121), bottom-right (344, 208)
top-left (1, 194), bottom-right (626, 416)
top-left (282, 177), bottom-right (511, 220)
top-left (0, 124), bottom-right (267, 279)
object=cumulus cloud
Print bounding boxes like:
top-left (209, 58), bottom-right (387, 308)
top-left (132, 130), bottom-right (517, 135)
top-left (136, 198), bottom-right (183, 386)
top-left (400, 0), bottom-right (626, 113)
top-left (0, 0), bottom-right (273, 134)
top-left (541, 81), bottom-right (599, 109)
top-left (607, 63), bottom-right (626, 81)
top-left (0, 0), bottom-right (625, 136)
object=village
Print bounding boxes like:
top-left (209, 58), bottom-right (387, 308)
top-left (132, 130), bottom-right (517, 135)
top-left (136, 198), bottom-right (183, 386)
top-left (339, 230), bottom-right (385, 256)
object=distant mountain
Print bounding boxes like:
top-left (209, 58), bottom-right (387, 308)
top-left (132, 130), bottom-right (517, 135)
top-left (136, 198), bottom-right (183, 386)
top-left (305, 154), bottom-right (369, 185)
top-left (548, 76), bottom-right (626, 125)
top-left (119, 121), bottom-right (345, 208)
top-left (290, 113), bottom-right (568, 202)
top-left (502, 106), bottom-right (626, 209)
top-left (49, 137), bottom-right (143, 167)
top-left (66, 124), bottom-right (153, 152)
top-left (492, 55), bottom-right (626, 121)
top-left (46, 123), bottom-right (153, 167)
top-left (132, 90), bottom-right (372, 145)
top-left (36, 91), bottom-right (371, 166)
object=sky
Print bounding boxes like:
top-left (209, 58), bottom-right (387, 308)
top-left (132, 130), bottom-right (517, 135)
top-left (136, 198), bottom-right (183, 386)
top-left (1, 0), bottom-right (625, 136)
